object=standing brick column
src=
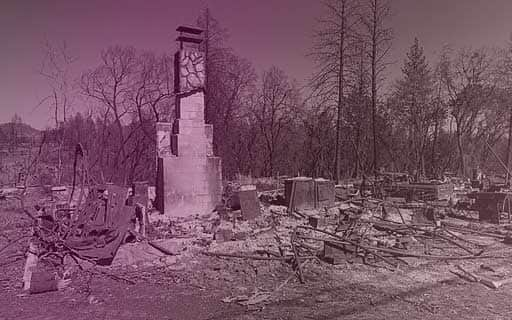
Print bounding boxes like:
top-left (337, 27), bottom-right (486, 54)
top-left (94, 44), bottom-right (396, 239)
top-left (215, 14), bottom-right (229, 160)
top-left (155, 26), bottom-right (222, 217)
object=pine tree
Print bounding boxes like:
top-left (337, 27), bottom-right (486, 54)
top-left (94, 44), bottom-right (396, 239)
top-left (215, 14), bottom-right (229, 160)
top-left (394, 38), bottom-right (434, 178)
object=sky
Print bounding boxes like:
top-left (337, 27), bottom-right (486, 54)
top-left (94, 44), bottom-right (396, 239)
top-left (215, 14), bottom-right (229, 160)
top-left (1, 0), bottom-right (512, 129)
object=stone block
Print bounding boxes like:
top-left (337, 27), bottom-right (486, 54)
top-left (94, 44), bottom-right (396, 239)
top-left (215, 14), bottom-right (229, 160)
top-left (214, 228), bottom-right (234, 242)
top-left (156, 122), bottom-right (173, 157)
top-left (234, 230), bottom-right (248, 240)
top-left (308, 215), bottom-right (338, 229)
top-left (323, 241), bottom-right (346, 265)
top-left (176, 92), bottom-right (205, 117)
top-left (171, 134), bottom-right (208, 157)
top-left (173, 119), bottom-right (208, 134)
top-left (322, 241), bottom-right (358, 265)
top-left (158, 156), bottom-right (222, 217)
top-left (180, 110), bottom-right (204, 121)
top-left (156, 122), bottom-right (173, 132)
top-left (206, 157), bottom-right (222, 197)
top-left (29, 270), bottom-right (58, 294)
top-left (238, 185), bottom-right (261, 220)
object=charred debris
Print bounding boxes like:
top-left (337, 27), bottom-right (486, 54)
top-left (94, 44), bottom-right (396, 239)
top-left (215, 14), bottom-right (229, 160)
top-left (3, 169), bottom-right (512, 297)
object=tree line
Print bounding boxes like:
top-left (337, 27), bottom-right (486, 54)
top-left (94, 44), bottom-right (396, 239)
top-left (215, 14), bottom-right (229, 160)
top-left (8, 1), bottom-right (512, 187)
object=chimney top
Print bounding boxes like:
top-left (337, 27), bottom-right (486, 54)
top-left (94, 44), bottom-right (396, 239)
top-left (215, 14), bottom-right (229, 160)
top-left (176, 25), bottom-right (204, 49)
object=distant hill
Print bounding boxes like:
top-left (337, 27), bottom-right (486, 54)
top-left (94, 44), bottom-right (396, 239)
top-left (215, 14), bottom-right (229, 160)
top-left (0, 122), bottom-right (41, 142)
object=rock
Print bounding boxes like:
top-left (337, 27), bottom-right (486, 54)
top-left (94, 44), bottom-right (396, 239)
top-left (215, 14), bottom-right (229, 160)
top-left (87, 295), bottom-right (102, 304)
top-left (222, 274), bottom-right (235, 282)
top-left (325, 206), bottom-right (340, 216)
top-left (214, 228), bottom-right (234, 242)
top-left (167, 263), bottom-right (186, 271)
top-left (233, 231), bottom-right (248, 241)
top-left (269, 205), bottom-right (288, 215)
top-left (161, 256), bottom-right (178, 265)
top-left (315, 293), bottom-right (331, 303)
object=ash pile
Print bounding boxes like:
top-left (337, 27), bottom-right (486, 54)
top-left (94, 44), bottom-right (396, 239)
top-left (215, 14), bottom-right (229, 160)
top-left (2, 174), bottom-right (512, 307)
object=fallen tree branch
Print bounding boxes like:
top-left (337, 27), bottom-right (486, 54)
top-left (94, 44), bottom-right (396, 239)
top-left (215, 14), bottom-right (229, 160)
top-left (274, 258), bottom-right (311, 293)
top-left (202, 251), bottom-right (293, 261)
top-left (296, 226), bottom-right (494, 260)
top-left (453, 264), bottom-right (512, 289)
top-left (441, 223), bottom-right (507, 239)
top-left (0, 235), bottom-right (31, 255)
top-left (0, 254), bottom-right (25, 267)
top-left (431, 231), bottom-right (483, 256)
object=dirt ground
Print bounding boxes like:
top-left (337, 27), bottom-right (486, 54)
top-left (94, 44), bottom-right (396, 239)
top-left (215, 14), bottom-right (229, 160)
top-left (2, 200), bottom-right (512, 320)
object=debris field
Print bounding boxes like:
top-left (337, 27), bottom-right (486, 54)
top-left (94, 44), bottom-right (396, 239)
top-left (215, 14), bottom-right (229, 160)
top-left (3, 178), bottom-right (512, 319)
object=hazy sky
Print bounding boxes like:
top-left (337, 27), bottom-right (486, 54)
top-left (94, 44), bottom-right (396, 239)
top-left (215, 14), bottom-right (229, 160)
top-left (1, 0), bottom-right (512, 129)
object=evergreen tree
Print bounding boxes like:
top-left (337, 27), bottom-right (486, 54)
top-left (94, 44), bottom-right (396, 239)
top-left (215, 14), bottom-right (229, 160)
top-left (393, 38), bottom-right (434, 178)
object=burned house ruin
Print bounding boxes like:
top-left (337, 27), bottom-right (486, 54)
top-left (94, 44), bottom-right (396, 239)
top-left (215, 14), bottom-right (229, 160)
top-left (155, 26), bottom-right (222, 217)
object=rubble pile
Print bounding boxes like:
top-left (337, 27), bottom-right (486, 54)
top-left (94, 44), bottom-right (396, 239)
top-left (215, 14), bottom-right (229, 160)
top-left (258, 190), bottom-right (286, 206)
top-left (205, 198), bottom-right (491, 272)
top-left (5, 176), bottom-right (512, 307)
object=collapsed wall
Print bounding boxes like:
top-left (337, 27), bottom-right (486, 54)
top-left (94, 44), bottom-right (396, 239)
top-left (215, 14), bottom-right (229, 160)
top-left (155, 26), bottom-right (222, 217)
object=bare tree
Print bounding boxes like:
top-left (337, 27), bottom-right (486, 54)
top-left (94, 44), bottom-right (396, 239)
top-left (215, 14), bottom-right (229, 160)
top-left (360, 0), bottom-right (392, 174)
top-left (197, 10), bottom-right (258, 178)
top-left (499, 38), bottom-right (512, 175)
top-left (253, 67), bottom-right (297, 177)
top-left (229, 112), bottom-right (261, 177)
top-left (81, 46), bottom-right (138, 183)
top-left (7, 113), bottom-right (23, 151)
top-left (197, 8), bottom-right (230, 125)
top-left (300, 101), bottom-right (336, 178)
top-left (441, 47), bottom-right (498, 176)
top-left (39, 41), bottom-right (77, 184)
top-left (130, 52), bottom-right (173, 124)
top-left (428, 48), bottom-right (451, 177)
top-left (310, 0), bottom-right (360, 183)
top-left (345, 41), bottom-right (372, 177)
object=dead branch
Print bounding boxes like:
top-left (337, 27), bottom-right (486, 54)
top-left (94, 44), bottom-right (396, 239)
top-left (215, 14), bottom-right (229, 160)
top-left (202, 251), bottom-right (293, 261)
